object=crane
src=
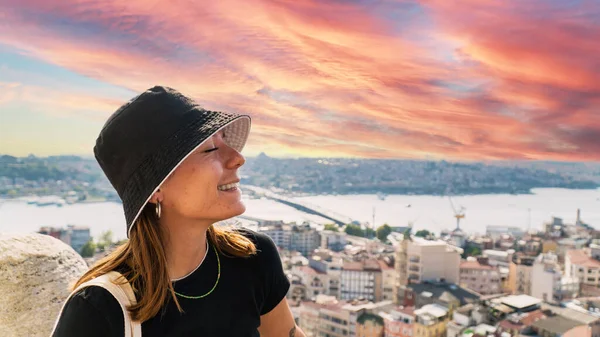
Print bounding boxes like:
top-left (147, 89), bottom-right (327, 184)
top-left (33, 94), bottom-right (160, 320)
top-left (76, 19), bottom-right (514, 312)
top-left (449, 196), bottom-right (466, 231)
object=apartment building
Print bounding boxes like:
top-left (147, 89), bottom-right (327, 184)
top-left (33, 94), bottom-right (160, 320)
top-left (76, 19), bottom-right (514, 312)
top-left (531, 252), bottom-right (579, 303)
top-left (396, 236), bottom-right (462, 287)
top-left (413, 304), bottom-right (449, 337)
top-left (566, 245), bottom-right (600, 288)
top-left (341, 259), bottom-right (382, 302)
top-left (507, 254), bottom-right (535, 295)
top-left (459, 258), bottom-right (502, 295)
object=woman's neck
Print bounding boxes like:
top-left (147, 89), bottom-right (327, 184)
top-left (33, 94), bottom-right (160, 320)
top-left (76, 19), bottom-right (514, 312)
top-left (163, 220), bottom-right (210, 281)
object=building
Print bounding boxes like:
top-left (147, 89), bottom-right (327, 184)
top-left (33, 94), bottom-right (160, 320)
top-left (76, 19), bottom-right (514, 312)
top-left (545, 216), bottom-right (567, 238)
top-left (309, 249), bottom-right (343, 298)
top-left (345, 300), bottom-right (394, 337)
top-left (259, 221), bottom-right (320, 256)
top-left (258, 221), bottom-right (291, 248)
top-left (320, 230), bottom-right (347, 252)
top-left (290, 265), bottom-right (330, 300)
top-left (38, 225), bottom-right (91, 254)
top-left (531, 252), bottom-right (579, 303)
top-left (413, 304), bottom-right (449, 337)
top-left (557, 237), bottom-right (590, 261)
top-left (68, 225), bottom-right (91, 254)
top-left (566, 246), bottom-right (600, 288)
top-left (543, 240), bottom-right (558, 254)
top-left (341, 259), bottom-right (382, 301)
top-left (299, 296), bottom-right (347, 337)
top-left (487, 294), bottom-right (542, 324)
top-left (401, 281), bottom-right (481, 313)
top-left (531, 315), bottom-right (591, 337)
top-left (486, 226), bottom-right (526, 240)
top-left (459, 258), bottom-right (502, 295)
top-left (379, 306), bottom-right (414, 337)
top-left (379, 259), bottom-right (396, 301)
top-left (540, 303), bottom-right (600, 337)
top-left (496, 309), bottom-right (546, 336)
top-left (483, 249), bottom-right (513, 291)
top-left (507, 254), bottom-right (534, 295)
top-left (446, 303), bottom-right (488, 337)
top-left (299, 297), bottom-right (394, 337)
top-left (290, 223), bottom-right (321, 256)
top-left (395, 236), bottom-right (462, 288)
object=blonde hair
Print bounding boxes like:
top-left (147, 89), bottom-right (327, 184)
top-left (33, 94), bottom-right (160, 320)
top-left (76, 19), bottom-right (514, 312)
top-left (72, 205), bottom-right (257, 322)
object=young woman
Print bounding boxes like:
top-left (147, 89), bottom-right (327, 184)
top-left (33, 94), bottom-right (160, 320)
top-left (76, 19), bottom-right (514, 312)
top-left (51, 86), bottom-right (305, 336)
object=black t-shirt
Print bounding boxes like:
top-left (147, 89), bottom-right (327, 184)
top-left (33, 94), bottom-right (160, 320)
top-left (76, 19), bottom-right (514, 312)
top-left (52, 229), bottom-right (290, 337)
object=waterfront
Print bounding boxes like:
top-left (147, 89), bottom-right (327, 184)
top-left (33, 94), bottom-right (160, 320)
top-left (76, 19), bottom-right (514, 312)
top-left (1, 187), bottom-right (599, 241)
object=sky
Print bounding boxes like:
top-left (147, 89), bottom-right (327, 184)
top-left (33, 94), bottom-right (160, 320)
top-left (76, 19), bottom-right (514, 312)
top-left (0, 0), bottom-right (598, 161)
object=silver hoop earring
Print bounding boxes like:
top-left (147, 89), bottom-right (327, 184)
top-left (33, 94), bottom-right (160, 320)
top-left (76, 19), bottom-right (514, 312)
top-left (156, 200), bottom-right (162, 219)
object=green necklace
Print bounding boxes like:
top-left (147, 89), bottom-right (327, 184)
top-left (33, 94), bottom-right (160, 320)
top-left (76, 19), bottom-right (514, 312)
top-left (174, 242), bottom-right (220, 299)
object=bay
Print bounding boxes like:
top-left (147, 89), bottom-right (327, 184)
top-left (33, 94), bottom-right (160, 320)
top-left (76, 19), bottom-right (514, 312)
top-left (1, 187), bottom-right (599, 241)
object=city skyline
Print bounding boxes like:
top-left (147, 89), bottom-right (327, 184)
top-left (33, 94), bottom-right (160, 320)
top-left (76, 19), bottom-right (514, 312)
top-left (1, 0), bottom-right (599, 161)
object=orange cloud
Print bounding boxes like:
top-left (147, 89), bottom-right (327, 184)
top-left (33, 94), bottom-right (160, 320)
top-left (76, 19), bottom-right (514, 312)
top-left (0, 0), bottom-right (598, 160)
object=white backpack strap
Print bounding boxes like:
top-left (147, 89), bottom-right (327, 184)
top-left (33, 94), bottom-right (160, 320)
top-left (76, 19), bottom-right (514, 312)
top-left (49, 271), bottom-right (142, 337)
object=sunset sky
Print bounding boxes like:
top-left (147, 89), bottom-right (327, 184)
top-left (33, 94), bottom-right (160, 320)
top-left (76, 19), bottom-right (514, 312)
top-left (0, 0), bottom-right (598, 161)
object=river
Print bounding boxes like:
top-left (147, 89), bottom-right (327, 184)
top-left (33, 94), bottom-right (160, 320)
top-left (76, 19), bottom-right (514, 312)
top-left (1, 187), bottom-right (599, 241)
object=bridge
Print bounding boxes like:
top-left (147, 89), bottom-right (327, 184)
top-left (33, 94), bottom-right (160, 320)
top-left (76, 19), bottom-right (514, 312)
top-left (242, 185), bottom-right (354, 227)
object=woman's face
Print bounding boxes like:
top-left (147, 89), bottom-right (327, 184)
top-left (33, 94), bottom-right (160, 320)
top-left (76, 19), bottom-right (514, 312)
top-left (156, 129), bottom-right (246, 224)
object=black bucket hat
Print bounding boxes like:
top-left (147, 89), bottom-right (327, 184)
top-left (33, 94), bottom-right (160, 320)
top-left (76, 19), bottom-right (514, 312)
top-left (93, 85), bottom-right (251, 237)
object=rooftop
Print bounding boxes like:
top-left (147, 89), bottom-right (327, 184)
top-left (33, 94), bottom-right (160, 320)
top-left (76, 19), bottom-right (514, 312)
top-left (540, 303), bottom-right (600, 325)
top-left (296, 266), bottom-right (326, 275)
top-left (460, 260), bottom-right (495, 270)
top-left (567, 249), bottom-right (600, 268)
top-left (415, 303), bottom-right (448, 318)
top-left (531, 315), bottom-right (583, 334)
top-left (408, 282), bottom-right (481, 306)
top-left (342, 259), bottom-right (382, 272)
top-left (501, 295), bottom-right (542, 310)
top-left (411, 236), bottom-right (450, 247)
top-left (497, 310), bottom-right (545, 331)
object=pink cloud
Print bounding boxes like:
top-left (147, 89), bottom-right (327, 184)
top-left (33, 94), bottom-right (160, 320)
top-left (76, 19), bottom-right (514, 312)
top-left (0, 0), bottom-right (599, 160)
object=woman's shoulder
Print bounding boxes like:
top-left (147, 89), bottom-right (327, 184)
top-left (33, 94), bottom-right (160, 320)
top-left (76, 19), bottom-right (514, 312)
top-left (232, 227), bottom-right (279, 255)
top-left (53, 285), bottom-right (124, 336)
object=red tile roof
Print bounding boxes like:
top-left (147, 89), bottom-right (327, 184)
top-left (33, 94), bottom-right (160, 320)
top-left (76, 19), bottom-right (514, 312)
top-left (497, 309), bottom-right (546, 331)
top-left (567, 250), bottom-right (600, 268)
top-left (460, 260), bottom-right (495, 270)
top-left (378, 259), bottom-right (395, 270)
top-left (298, 266), bottom-right (326, 275)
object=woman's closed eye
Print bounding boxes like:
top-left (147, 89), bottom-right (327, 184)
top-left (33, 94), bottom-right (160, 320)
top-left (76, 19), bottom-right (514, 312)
top-left (204, 147), bottom-right (219, 153)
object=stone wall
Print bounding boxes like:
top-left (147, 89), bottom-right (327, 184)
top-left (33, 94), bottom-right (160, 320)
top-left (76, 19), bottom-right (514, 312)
top-left (0, 233), bottom-right (89, 337)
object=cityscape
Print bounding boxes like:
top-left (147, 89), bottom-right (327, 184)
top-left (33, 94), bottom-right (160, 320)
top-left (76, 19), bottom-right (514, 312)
top-left (3, 154), bottom-right (600, 337)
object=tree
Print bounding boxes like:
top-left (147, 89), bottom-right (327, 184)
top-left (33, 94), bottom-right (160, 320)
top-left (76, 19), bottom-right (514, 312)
top-left (365, 228), bottom-right (376, 239)
top-left (324, 224), bottom-right (339, 232)
top-left (80, 240), bottom-right (96, 258)
top-left (100, 230), bottom-right (113, 245)
top-left (462, 246), bottom-right (482, 258)
top-left (345, 224), bottom-right (365, 237)
top-left (97, 230), bottom-right (114, 251)
top-left (376, 224), bottom-right (392, 242)
top-left (415, 230), bottom-right (432, 238)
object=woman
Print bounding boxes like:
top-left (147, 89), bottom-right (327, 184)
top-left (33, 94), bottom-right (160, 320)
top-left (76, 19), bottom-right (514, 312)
top-left (51, 86), bottom-right (306, 336)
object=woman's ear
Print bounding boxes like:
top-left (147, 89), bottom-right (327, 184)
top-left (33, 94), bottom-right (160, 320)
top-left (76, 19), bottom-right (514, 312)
top-left (149, 189), bottom-right (163, 204)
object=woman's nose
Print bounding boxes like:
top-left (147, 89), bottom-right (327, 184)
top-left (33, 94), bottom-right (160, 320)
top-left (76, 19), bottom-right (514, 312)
top-left (226, 146), bottom-right (245, 169)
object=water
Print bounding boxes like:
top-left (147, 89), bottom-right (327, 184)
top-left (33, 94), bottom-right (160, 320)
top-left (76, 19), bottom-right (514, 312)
top-left (1, 188), bottom-right (599, 241)
top-left (293, 188), bottom-right (600, 234)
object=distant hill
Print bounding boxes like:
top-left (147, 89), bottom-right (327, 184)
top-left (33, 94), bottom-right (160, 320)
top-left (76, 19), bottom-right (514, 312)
top-left (1, 154), bottom-right (598, 197)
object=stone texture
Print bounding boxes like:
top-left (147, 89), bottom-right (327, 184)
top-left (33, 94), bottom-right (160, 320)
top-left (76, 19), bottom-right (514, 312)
top-left (0, 232), bottom-right (89, 337)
